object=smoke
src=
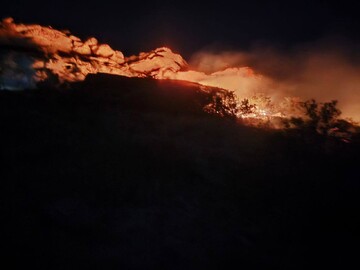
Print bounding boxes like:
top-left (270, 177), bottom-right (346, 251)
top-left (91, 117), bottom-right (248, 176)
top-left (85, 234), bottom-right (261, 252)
top-left (0, 51), bottom-right (39, 90)
top-left (1, 18), bottom-right (359, 121)
top-left (189, 39), bottom-right (360, 121)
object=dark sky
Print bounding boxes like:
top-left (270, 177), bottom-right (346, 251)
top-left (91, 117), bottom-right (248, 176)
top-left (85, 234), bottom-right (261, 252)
top-left (2, 0), bottom-right (360, 57)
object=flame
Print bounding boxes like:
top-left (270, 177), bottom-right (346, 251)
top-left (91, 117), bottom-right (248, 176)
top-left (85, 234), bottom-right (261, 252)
top-left (0, 18), bottom-right (359, 127)
top-left (0, 18), bottom-right (266, 100)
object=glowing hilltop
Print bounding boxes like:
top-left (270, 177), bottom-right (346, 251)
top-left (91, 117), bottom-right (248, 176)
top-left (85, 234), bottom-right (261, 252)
top-left (0, 18), bottom-right (190, 85)
top-left (1, 18), bottom-right (359, 128)
top-left (0, 17), bottom-right (263, 95)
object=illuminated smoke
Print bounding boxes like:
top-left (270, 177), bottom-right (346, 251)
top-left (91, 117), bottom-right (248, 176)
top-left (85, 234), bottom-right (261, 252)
top-left (187, 43), bottom-right (360, 121)
top-left (1, 18), bottom-right (359, 121)
top-left (0, 18), bottom-right (187, 85)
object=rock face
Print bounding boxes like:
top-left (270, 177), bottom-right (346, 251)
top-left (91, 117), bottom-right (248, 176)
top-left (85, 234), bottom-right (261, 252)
top-left (0, 18), bottom-right (188, 89)
top-left (0, 17), bottom-right (264, 111)
top-left (126, 47), bottom-right (188, 79)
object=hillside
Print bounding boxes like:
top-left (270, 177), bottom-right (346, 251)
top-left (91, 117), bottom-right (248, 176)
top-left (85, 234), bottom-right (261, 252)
top-left (2, 74), bottom-right (360, 269)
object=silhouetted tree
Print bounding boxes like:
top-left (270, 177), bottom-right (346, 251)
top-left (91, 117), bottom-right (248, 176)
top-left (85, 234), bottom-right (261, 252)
top-left (302, 99), bottom-right (320, 131)
top-left (301, 99), bottom-right (342, 135)
top-left (204, 89), bottom-right (238, 119)
top-left (318, 100), bottom-right (341, 134)
top-left (239, 98), bottom-right (256, 115)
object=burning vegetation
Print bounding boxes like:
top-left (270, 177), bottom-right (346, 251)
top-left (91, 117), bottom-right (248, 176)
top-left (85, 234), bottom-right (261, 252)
top-left (0, 18), bottom-right (358, 137)
top-left (2, 17), bottom-right (360, 270)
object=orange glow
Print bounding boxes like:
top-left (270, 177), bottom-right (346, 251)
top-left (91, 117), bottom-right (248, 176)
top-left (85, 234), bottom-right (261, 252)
top-left (1, 18), bottom-right (359, 124)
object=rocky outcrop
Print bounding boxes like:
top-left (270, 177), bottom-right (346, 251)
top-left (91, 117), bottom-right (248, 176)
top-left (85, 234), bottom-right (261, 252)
top-left (0, 18), bottom-right (187, 88)
top-left (126, 47), bottom-right (188, 78)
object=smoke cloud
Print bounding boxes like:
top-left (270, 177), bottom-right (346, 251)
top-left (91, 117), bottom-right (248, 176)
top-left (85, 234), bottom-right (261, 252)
top-left (188, 39), bottom-right (360, 121)
top-left (1, 18), bottom-right (359, 121)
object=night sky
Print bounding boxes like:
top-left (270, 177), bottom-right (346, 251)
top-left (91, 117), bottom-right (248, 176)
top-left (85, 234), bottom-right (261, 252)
top-left (2, 0), bottom-right (360, 57)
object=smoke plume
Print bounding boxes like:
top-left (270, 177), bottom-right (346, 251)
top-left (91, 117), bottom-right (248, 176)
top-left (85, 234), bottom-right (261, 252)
top-left (1, 18), bottom-right (359, 121)
top-left (188, 39), bottom-right (360, 121)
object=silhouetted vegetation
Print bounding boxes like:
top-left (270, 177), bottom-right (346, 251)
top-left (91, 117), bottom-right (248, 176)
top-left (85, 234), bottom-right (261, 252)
top-left (1, 75), bottom-right (359, 270)
top-left (302, 99), bottom-right (341, 134)
top-left (239, 98), bottom-right (256, 115)
top-left (283, 99), bottom-right (355, 141)
top-left (203, 88), bottom-right (238, 119)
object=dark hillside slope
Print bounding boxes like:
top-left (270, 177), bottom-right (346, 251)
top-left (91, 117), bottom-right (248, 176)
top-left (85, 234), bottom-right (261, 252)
top-left (70, 74), bottom-right (218, 115)
top-left (1, 75), bottom-right (359, 269)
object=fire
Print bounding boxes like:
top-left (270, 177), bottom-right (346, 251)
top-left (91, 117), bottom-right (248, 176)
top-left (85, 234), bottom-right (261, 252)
top-left (0, 18), bottom-right (358, 129)
top-left (0, 18), bottom-right (262, 90)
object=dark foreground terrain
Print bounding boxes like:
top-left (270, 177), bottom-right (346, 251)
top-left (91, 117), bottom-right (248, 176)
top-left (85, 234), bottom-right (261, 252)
top-left (1, 75), bottom-right (360, 269)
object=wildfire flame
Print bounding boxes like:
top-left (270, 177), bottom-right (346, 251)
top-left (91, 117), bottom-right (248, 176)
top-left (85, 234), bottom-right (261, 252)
top-left (0, 18), bottom-right (359, 128)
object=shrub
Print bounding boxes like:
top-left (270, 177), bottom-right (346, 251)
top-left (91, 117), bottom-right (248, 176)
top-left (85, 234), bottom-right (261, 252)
top-left (203, 89), bottom-right (238, 119)
top-left (302, 99), bottom-right (341, 135)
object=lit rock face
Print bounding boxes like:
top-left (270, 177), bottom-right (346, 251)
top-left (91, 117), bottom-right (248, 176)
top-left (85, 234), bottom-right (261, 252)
top-left (126, 47), bottom-right (188, 78)
top-left (0, 18), bottom-right (188, 88)
top-left (0, 18), bottom-right (261, 95)
top-left (0, 18), bottom-right (264, 107)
